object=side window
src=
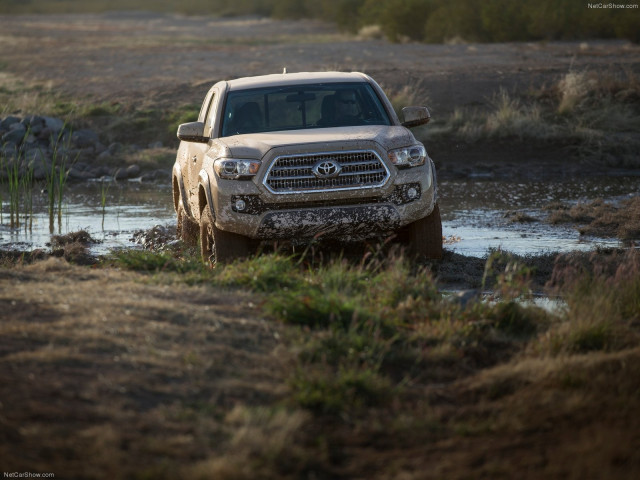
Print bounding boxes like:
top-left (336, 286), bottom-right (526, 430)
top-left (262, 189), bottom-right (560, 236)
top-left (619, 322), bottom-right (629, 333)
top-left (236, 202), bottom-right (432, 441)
top-left (205, 93), bottom-right (217, 137)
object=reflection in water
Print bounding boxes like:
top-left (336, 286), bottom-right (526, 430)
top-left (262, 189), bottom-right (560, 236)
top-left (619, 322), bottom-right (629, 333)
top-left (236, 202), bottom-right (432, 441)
top-left (0, 176), bottom-right (638, 257)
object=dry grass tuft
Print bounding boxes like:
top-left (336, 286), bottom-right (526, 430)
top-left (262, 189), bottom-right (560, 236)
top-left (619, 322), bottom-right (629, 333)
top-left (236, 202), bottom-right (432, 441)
top-left (544, 196), bottom-right (640, 241)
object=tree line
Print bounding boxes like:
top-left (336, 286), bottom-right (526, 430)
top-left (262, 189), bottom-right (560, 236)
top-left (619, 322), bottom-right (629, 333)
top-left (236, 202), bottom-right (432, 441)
top-left (3, 0), bottom-right (638, 43)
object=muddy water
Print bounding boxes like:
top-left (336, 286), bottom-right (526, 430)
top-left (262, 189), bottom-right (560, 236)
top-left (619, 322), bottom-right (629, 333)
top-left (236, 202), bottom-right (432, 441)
top-left (440, 176), bottom-right (639, 256)
top-left (0, 181), bottom-right (174, 255)
top-left (0, 176), bottom-right (637, 257)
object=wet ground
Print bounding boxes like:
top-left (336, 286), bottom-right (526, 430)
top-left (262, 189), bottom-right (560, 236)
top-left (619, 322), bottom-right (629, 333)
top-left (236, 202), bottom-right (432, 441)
top-left (1, 175), bottom-right (636, 258)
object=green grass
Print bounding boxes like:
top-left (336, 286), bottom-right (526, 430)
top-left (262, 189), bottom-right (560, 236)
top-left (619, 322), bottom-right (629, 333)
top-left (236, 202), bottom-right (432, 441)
top-left (107, 246), bottom-right (638, 419)
top-left (4, 243), bottom-right (640, 478)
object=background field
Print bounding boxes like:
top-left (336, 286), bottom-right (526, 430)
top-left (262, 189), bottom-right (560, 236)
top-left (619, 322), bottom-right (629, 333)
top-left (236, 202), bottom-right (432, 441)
top-left (1, 0), bottom-right (639, 43)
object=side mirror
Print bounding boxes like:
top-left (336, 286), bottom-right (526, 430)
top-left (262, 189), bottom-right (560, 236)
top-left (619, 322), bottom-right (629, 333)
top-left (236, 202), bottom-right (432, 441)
top-left (401, 106), bottom-right (430, 128)
top-left (177, 121), bottom-right (208, 143)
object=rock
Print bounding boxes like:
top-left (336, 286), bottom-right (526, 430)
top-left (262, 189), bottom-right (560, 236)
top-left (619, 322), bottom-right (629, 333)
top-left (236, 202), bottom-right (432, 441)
top-left (2, 126), bottom-right (26, 145)
top-left (25, 116), bottom-right (46, 136)
top-left (70, 129), bottom-right (99, 148)
top-left (24, 133), bottom-right (38, 145)
top-left (73, 161), bottom-right (90, 172)
top-left (0, 116), bottom-right (20, 130)
top-left (0, 144), bottom-right (18, 160)
top-left (114, 168), bottom-right (129, 180)
top-left (92, 165), bottom-right (111, 177)
top-left (24, 148), bottom-right (48, 166)
top-left (97, 150), bottom-right (112, 162)
top-left (107, 142), bottom-right (124, 155)
top-left (125, 164), bottom-right (141, 177)
top-left (42, 116), bottom-right (65, 134)
top-left (37, 127), bottom-right (53, 141)
top-left (67, 167), bottom-right (95, 180)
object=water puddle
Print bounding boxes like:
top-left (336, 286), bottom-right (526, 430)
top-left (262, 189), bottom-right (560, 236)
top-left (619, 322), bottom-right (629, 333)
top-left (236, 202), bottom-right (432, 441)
top-left (440, 176), bottom-right (639, 257)
top-left (0, 180), bottom-right (174, 255)
top-left (0, 175), bottom-right (637, 257)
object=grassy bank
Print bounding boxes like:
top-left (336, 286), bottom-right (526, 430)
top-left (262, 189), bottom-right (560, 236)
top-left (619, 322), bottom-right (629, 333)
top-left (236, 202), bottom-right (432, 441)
top-left (2, 244), bottom-right (637, 478)
top-left (3, 66), bottom-right (638, 170)
top-left (0, 78), bottom-right (199, 149)
top-left (421, 68), bottom-right (640, 168)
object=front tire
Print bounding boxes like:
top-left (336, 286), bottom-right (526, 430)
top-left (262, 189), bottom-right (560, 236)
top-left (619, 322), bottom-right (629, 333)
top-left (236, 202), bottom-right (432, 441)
top-left (199, 206), bottom-right (250, 266)
top-left (400, 203), bottom-right (443, 260)
top-left (177, 203), bottom-right (198, 246)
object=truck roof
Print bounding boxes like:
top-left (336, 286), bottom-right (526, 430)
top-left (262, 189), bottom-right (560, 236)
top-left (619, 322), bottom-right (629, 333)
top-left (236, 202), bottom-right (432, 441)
top-left (226, 71), bottom-right (369, 91)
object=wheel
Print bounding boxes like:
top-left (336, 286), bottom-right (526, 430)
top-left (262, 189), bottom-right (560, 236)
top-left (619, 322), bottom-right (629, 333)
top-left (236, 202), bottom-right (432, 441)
top-left (199, 206), bottom-right (250, 265)
top-left (400, 203), bottom-right (443, 260)
top-left (177, 203), bottom-right (198, 246)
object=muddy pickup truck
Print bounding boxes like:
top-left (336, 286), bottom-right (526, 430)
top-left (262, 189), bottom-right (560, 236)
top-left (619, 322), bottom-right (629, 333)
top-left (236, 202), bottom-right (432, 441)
top-left (172, 71), bottom-right (442, 264)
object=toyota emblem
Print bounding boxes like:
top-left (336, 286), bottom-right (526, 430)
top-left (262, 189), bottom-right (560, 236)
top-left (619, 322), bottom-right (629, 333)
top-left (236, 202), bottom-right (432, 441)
top-left (312, 159), bottom-right (342, 179)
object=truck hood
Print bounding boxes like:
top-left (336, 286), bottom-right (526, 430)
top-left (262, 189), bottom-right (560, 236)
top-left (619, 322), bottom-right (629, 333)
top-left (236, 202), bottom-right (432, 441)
top-left (216, 125), bottom-right (418, 159)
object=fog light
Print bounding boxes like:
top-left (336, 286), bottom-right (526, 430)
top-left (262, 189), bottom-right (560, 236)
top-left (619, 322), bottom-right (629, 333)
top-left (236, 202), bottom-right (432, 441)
top-left (406, 187), bottom-right (418, 200)
top-left (235, 199), bottom-right (246, 212)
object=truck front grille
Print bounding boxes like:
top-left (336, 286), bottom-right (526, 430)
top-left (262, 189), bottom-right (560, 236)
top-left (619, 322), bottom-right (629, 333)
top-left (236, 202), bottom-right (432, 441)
top-left (263, 150), bottom-right (389, 194)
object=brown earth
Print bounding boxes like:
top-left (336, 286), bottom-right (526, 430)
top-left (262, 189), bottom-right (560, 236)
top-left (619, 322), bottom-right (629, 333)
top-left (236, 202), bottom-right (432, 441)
top-left (1, 13), bottom-right (639, 175)
top-left (1, 12), bottom-right (639, 479)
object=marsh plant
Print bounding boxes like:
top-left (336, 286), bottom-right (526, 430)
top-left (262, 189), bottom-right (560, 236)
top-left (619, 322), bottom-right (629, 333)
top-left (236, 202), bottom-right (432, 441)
top-left (2, 132), bottom-right (36, 230)
top-left (21, 154), bottom-right (34, 231)
top-left (99, 173), bottom-right (116, 230)
top-left (45, 127), bottom-right (74, 233)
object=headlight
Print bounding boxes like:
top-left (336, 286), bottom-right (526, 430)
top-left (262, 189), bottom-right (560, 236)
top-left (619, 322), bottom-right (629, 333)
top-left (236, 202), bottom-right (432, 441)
top-left (213, 158), bottom-right (261, 180)
top-left (388, 145), bottom-right (426, 168)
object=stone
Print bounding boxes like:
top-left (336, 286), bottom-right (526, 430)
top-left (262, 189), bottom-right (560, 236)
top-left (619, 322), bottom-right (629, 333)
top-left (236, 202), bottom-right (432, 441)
top-left (0, 116), bottom-right (20, 130)
top-left (24, 148), bottom-right (48, 166)
top-left (107, 142), bottom-right (124, 155)
top-left (2, 127), bottom-right (26, 145)
top-left (42, 116), bottom-right (65, 134)
top-left (114, 168), bottom-right (129, 180)
top-left (97, 150), bottom-right (112, 162)
top-left (70, 129), bottom-right (99, 148)
top-left (125, 164), bottom-right (141, 177)
top-left (67, 167), bottom-right (95, 180)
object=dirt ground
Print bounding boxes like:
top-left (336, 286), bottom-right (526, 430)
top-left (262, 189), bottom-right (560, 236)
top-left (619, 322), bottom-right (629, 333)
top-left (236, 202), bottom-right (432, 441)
top-left (1, 12), bottom-right (639, 115)
top-left (2, 12), bottom-right (638, 178)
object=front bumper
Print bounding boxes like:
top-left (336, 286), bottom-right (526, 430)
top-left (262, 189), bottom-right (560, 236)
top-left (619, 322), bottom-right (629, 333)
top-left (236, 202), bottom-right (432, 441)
top-left (207, 155), bottom-right (437, 240)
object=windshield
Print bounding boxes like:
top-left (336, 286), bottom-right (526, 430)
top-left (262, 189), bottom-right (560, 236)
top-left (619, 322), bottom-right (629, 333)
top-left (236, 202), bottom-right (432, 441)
top-left (221, 82), bottom-right (391, 137)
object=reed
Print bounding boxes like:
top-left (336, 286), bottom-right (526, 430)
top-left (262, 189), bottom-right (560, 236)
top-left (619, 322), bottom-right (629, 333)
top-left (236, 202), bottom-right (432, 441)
top-left (45, 127), bottom-right (73, 233)
top-left (6, 151), bottom-right (21, 229)
top-left (21, 153), bottom-right (34, 232)
top-left (99, 172), bottom-right (117, 230)
top-left (0, 150), bottom-right (4, 224)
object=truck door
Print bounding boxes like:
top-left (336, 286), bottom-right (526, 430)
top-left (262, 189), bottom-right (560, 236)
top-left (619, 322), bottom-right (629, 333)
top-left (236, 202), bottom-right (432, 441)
top-left (187, 90), bottom-right (217, 217)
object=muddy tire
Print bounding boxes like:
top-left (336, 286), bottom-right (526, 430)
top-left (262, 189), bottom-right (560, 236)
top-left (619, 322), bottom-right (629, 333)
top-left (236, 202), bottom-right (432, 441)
top-left (177, 204), bottom-right (198, 246)
top-left (401, 203), bottom-right (443, 260)
top-left (200, 206), bottom-right (250, 266)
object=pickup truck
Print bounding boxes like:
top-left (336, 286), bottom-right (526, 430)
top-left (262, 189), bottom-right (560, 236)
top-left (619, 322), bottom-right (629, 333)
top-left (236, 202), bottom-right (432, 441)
top-left (172, 71), bottom-right (442, 264)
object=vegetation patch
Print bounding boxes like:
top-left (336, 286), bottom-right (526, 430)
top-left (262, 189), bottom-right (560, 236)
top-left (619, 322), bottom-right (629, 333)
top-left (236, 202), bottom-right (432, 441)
top-left (545, 196), bottom-right (640, 241)
top-left (3, 0), bottom-right (638, 43)
top-left (2, 244), bottom-right (640, 478)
